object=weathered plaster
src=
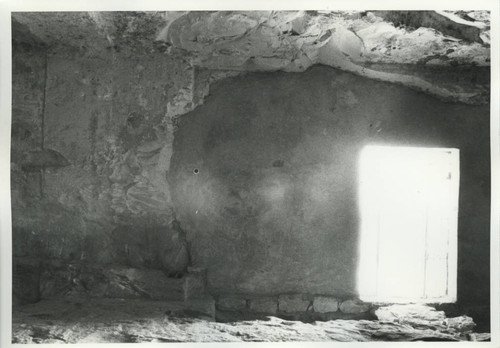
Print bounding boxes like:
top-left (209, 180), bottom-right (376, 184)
top-left (169, 66), bottom-right (490, 306)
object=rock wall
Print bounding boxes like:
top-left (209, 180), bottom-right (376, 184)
top-left (10, 38), bottom-right (204, 302)
top-left (161, 11), bottom-right (490, 105)
top-left (11, 17), bottom-right (490, 325)
top-left (169, 66), bottom-right (490, 307)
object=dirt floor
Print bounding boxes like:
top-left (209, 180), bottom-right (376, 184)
top-left (12, 298), bottom-right (490, 343)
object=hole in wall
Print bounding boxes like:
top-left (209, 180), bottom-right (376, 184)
top-left (193, 168), bottom-right (199, 174)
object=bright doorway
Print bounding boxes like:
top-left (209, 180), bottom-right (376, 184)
top-left (357, 145), bottom-right (459, 303)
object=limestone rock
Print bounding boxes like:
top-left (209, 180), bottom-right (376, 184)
top-left (159, 10), bottom-right (490, 103)
top-left (339, 299), bottom-right (370, 314)
top-left (313, 296), bottom-right (339, 313)
top-left (248, 297), bottom-right (278, 314)
top-left (105, 267), bottom-right (185, 301)
top-left (109, 222), bottom-right (189, 274)
top-left (278, 294), bottom-right (311, 313)
top-left (467, 333), bottom-right (491, 342)
top-left (125, 182), bottom-right (171, 214)
top-left (328, 27), bottom-right (365, 62)
top-left (38, 261), bottom-right (192, 301)
top-left (374, 11), bottom-right (484, 43)
top-left (287, 11), bottom-right (309, 35)
top-left (12, 299), bottom-right (482, 343)
top-left (12, 11), bottom-right (491, 104)
top-left (216, 296), bottom-right (247, 311)
top-left (375, 304), bottom-right (446, 329)
top-left (104, 278), bottom-right (144, 299)
top-left (446, 315), bottom-right (476, 333)
top-left (165, 297), bottom-right (216, 321)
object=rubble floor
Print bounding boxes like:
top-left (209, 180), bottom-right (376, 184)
top-left (12, 298), bottom-right (491, 343)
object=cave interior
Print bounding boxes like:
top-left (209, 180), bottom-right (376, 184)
top-left (9, 10), bottom-right (492, 343)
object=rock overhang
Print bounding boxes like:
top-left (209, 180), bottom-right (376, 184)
top-left (12, 10), bottom-right (491, 105)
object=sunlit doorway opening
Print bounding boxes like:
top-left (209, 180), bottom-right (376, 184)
top-left (357, 145), bottom-right (459, 303)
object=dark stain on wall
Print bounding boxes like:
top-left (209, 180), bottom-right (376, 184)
top-left (169, 66), bottom-right (490, 310)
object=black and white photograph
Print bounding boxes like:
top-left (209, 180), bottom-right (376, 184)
top-left (0, 0), bottom-right (499, 345)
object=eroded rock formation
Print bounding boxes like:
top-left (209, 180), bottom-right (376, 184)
top-left (14, 11), bottom-right (491, 104)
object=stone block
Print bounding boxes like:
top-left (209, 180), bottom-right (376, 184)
top-left (313, 296), bottom-right (339, 313)
top-left (339, 299), bottom-right (370, 314)
top-left (248, 297), bottom-right (278, 314)
top-left (216, 296), bottom-right (247, 311)
top-left (375, 304), bottom-right (445, 323)
top-left (278, 294), bottom-right (310, 313)
top-left (446, 315), bottom-right (476, 333)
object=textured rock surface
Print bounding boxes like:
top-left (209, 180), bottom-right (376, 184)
top-left (11, 24), bottom-right (196, 269)
top-left (372, 11), bottom-right (486, 43)
top-left (375, 304), bottom-right (476, 333)
top-left (248, 297), bottom-right (278, 314)
top-left (160, 10), bottom-right (490, 104)
top-left (375, 303), bottom-right (446, 323)
top-left (313, 296), bottom-right (339, 313)
top-left (36, 262), bottom-right (209, 301)
top-left (216, 297), bottom-right (247, 311)
top-left (12, 300), bottom-right (489, 343)
top-left (278, 294), bottom-right (311, 313)
top-left (340, 300), bottom-right (371, 314)
top-left (12, 11), bottom-right (491, 104)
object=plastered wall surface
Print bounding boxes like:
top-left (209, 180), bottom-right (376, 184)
top-left (169, 66), bottom-right (490, 305)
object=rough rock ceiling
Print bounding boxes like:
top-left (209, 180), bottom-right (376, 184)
top-left (12, 10), bottom-right (491, 104)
